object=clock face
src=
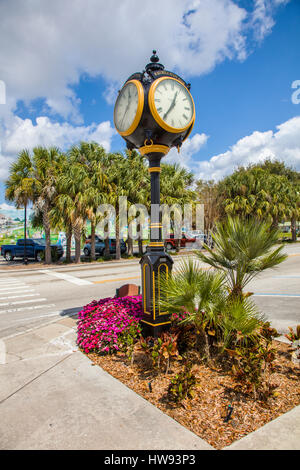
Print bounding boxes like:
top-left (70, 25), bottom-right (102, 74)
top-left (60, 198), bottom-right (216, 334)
top-left (114, 80), bottom-right (143, 135)
top-left (150, 78), bottom-right (195, 132)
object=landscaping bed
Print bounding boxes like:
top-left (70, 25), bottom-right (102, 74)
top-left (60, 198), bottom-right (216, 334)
top-left (86, 339), bottom-right (300, 450)
top-left (77, 219), bottom-right (300, 450)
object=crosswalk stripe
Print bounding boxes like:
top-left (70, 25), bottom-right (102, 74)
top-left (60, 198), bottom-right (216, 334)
top-left (8, 311), bottom-right (69, 323)
top-left (0, 293), bottom-right (40, 300)
top-left (0, 284), bottom-right (28, 289)
top-left (40, 269), bottom-right (92, 285)
top-left (0, 298), bottom-right (47, 307)
top-left (0, 287), bottom-right (32, 293)
top-left (0, 304), bottom-right (56, 314)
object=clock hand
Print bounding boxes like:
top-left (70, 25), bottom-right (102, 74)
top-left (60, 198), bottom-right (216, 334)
top-left (163, 91), bottom-right (178, 121)
top-left (120, 91), bottom-right (132, 127)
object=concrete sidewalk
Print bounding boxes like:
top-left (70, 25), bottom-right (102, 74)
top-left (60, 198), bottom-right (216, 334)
top-left (0, 316), bottom-right (299, 450)
top-left (0, 317), bottom-right (212, 450)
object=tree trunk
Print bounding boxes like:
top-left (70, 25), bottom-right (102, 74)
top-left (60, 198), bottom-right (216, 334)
top-left (91, 222), bottom-right (96, 260)
top-left (127, 235), bottom-right (133, 256)
top-left (271, 216), bottom-right (279, 230)
top-left (291, 216), bottom-right (297, 242)
top-left (104, 238), bottom-right (110, 257)
top-left (115, 207), bottom-right (121, 260)
top-left (138, 236), bottom-right (143, 256)
top-left (73, 222), bottom-right (82, 264)
top-left (43, 206), bottom-right (52, 264)
top-left (66, 225), bottom-right (72, 263)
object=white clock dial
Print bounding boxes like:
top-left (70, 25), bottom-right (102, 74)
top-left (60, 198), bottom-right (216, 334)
top-left (152, 78), bottom-right (194, 130)
top-left (114, 81), bottom-right (140, 134)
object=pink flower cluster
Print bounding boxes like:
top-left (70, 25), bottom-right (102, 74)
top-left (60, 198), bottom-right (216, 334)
top-left (77, 295), bottom-right (143, 355)
top-left (171, 312), bottom-right (189, 324)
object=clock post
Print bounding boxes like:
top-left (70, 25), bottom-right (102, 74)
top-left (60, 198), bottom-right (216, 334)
top-left (113, 51), bottom-right (195, 337)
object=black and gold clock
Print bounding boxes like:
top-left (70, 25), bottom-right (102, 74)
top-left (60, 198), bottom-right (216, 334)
top-left (113, 51), bottom-right (195, 155)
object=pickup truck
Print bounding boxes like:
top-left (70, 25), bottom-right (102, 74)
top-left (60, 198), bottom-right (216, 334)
top-left (1, 238), bottom-right (64, 262)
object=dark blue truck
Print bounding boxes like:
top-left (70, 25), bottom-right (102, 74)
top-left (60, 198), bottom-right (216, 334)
top-left (1, 238), bottom-right (64, 262)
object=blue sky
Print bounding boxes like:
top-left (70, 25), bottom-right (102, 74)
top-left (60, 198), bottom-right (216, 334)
top-left (0, 0), bottom-right (300, 207)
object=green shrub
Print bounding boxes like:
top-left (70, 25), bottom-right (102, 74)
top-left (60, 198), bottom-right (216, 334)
top-left (167, 362), bottom-right (197, 403)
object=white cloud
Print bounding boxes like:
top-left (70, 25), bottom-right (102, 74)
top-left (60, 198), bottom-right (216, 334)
top-left (0, 0), bottom-right (287, 119)
top-left (0, 203), bottom-right (14, 211)
top-left (196, 116), bottom-right (300, 180)
top-left (0, 116), bottom-right (116, 180)
top-left (0, 0), bottom-right (290, 183)
top-left (165, 133), bottom-right (209, 168)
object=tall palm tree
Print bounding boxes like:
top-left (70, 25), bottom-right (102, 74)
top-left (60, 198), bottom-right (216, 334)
top-left (106, 152), bottom-right (131, 260)
top-left (32, 146), bottom-right (64, 264)
top-left (197, 216), bottom-right (287, 299)
top-left (57, 158), bottom-right (90, 264)
top-left (69, 142), bottom-right (110, 260)
top-left (124, 150), bottom-right (149, 256)
top-left (5, 150), bottom-right (36, 263)
top-left (160, 163), bottom-right (195, 249)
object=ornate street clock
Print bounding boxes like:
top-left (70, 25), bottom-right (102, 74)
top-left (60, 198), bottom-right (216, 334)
top-left (114, 51), bottom-right (196, 337)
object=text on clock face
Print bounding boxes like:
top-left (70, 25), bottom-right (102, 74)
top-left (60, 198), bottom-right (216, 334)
top-left (154, 79), bottom-right (194, 129)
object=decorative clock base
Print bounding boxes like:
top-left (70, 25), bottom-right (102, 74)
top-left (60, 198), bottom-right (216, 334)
top-left (140, 247), bottom-right (173, 338)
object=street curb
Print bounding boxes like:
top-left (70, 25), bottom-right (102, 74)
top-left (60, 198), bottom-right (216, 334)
top-left (0, 252), bottom-right (197, 274)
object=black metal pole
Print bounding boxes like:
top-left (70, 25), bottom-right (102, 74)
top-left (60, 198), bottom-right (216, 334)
top-left (140, 153), bottom-right (173, 337)
top-left (149, 154), bottom-right (163, 247)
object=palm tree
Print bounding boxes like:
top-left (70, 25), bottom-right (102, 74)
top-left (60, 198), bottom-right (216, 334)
top-left (32, 146), bottom-right (64, 264)
top-left (218, 163), bottom-right (300, 232)
top-left (197, 216), bottom-right (287, 300)
top-left (160, 163), bottom-right (195, 250)
top-left (158, 257), bottom-right (266, 357)
top-left (5, 150), bottom-right (36, 263)
top-left (69, 142), bottom-right (110, 260)
top-left (125, 150), bottom-right (149, 256)
top-left (57, 158), bottom-right (89, 264)
top-left (106, 152), bottom-right (130, 260)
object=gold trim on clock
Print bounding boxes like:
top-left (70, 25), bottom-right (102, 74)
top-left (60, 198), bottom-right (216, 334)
top-left (139, 144), bottom-right (170, 156)
top-left (148, 76), bottom-right (195, 134)
top-left (183, 115), bottom-right (195, 141)
top-left (114, 79), bottom-right (144, 137)
top-left (148, 167), bottom-right (161, 173)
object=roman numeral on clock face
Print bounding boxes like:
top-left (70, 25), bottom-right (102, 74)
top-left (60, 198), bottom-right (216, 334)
top-left (153, 78), bottom-right (194, 129)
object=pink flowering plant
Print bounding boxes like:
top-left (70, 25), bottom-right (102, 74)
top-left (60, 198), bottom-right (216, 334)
top-left (77, 295), bottom-right (143, 357)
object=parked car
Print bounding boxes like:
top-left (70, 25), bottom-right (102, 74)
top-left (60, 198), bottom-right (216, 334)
top-left (186, 231), bottom-right (214, 248)
top-left (164, 233), bottom-right (197, 251)
top-left (83, 236), bottom-right (127, 257)
top-left (1, 238), bottom-right (64, 262)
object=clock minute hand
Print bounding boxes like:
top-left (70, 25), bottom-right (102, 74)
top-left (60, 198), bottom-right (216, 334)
top-left (120, 93), bottom-right (131, 126)
top-left (163, 91), bottom-right (178, 121)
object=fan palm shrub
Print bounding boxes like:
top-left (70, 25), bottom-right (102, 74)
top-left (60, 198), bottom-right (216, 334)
top-left (158, 259), bottom-right (227, 359)
top-left (158, 258), bottom-right (268, 360)
top-left (197, 216), bottom-right (287, 300)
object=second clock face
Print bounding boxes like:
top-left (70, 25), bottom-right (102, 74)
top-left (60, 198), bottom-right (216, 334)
top-left (150, 78), bottom-right (195, 131)
top-left (114, 80), bottom-right (142, 135)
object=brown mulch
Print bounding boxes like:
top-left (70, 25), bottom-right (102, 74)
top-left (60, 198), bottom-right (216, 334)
top-left (87, 340), bottom-right (300, 450)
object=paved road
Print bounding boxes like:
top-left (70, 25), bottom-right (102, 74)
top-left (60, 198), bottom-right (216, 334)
top-left (0, 244), bottom-right (299, 339)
